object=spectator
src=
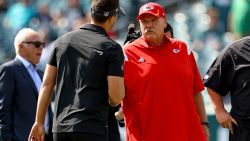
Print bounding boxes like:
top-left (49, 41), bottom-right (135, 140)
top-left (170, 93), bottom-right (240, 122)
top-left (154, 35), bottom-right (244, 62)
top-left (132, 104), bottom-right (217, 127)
top-left (0, 28), bottom-right (53, 141)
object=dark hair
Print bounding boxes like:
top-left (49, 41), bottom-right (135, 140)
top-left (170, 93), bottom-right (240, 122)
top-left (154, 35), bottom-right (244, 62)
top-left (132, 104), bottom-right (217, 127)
top-left (164, 22), bottom-right (174, 38)
top-left (91, 0), bottom-right (119, 23)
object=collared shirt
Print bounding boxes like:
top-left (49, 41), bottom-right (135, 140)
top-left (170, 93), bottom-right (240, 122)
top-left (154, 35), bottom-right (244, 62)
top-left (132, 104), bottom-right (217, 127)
top-left (16, 55), bottom-right (41, 91)
top-left (48, 24), bottom-right (124, 135)
top-left (204, 36), bottom-right (250, 126)
top-left (16, 55), bottom-right (50, 133)
top-left (122, 36), bottom-right (205, 141)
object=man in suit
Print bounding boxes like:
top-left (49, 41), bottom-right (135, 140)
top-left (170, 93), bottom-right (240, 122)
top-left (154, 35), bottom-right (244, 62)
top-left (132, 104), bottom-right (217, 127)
top-left (0, 28), bottom-right (52, 141)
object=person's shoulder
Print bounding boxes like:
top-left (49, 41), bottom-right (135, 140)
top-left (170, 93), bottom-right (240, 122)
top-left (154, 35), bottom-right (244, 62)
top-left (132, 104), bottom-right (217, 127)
top-left (55, 29), bottom-right (83, 43)
top-left (168, 38), bottom-right (192, 55)
top-left (108, 38), bottom-right (121, 46)
top-left (170, 38), bottom-right (186, 46)
top-left (123, 38), bottom-right (141, 51)
top-left (102, 38), bottom-right (121, 51)
top-left (233, 36), bottom-right (250, 47)
top-left (223, 36), bottom-right (250, 52)
top-left (0, 59), bottom-right (17, 70)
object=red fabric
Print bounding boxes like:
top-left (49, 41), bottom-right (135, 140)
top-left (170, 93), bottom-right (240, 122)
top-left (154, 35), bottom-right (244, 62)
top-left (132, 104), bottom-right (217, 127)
top-left (122, 36), bottom-right (206, 141)
top-left (137, 2), bottom-right (166, 20)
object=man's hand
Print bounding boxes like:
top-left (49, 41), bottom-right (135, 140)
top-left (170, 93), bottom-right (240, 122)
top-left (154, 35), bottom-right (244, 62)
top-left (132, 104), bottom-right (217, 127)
top-left (115, 108), bottom-right (124, 121)
top-left (201, 124), bottom-right (210, 141)
top-left (28, 122), bottom-right (45, 141)
top-left (215, 109), bottom-right (238, 134)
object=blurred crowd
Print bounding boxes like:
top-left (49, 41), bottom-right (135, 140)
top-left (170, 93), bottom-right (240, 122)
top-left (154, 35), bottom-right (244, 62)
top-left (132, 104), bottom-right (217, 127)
top-left (0, 0), bottom-right (90, 64)
top-left (1, 0), bottom-right (250, 77)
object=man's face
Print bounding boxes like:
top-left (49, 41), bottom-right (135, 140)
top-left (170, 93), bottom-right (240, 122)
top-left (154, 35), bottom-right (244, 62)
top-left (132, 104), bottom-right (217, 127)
top-left (21, 33), bottom-right (44, 65)
top-left (139, 14), bottom-right (166, 42)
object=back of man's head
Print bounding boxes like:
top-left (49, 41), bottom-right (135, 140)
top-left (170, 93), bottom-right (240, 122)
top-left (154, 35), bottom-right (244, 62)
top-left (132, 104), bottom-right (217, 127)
top-left (91, 0), bottom-right (120, 23)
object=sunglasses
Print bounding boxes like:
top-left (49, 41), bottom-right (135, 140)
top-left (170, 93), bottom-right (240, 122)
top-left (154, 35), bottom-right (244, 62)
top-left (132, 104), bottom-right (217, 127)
top-left (22, 41), bottom-right (45, 48)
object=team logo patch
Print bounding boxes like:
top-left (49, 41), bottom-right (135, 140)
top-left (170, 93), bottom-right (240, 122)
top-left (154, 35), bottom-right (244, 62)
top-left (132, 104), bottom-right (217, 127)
top-left (93, 49), bottom-right (103, 55)
top-left (204, 74), bottom-right (209, 80)
top-left (138, 57), bottom-right (145, 63)
top-left (143, 5), bottom-right (154, 11)
top-left (173, 49), bottom-right (180, 54)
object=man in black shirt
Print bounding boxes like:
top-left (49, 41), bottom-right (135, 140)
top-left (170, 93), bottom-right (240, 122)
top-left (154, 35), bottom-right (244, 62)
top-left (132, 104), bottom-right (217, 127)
top-left (204, 36), bottom-right (250, 141)
top-left (28, 0), bottom-right (125, 141)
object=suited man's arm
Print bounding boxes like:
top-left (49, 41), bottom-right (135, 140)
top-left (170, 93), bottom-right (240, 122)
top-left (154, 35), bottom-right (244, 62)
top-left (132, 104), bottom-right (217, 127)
top-left (0, 66), bottom-right (15, 141)
top-left (29, 64), bottom-right (57, 141)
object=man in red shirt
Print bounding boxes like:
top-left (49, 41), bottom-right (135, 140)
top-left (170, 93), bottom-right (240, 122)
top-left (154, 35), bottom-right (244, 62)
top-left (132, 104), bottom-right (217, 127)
top-left (121, 2), bottom-right (210, 141)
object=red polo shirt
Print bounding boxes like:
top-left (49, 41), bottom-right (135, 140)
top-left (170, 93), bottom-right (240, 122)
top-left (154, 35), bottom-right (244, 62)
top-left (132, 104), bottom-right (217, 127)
top-left (122, 36), bottom-right (206, 141)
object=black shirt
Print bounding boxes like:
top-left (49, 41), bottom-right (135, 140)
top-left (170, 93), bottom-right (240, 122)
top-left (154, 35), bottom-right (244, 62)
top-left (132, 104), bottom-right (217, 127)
top-left (48, 24), bottom-right (124, 135)
top-left (204, 36), bottom-right (250, 121)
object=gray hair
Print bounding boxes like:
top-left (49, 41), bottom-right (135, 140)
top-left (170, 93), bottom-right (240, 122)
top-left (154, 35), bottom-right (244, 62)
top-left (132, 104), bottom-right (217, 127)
top-left (14, 28), bottom-right (37, 49)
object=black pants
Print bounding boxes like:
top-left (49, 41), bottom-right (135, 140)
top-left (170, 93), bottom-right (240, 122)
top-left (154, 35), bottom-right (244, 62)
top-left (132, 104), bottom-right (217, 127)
top-left (53, 132), bottom-right (107, 141)
top-left (229, 123), bottom-right (250, 141)
top-left (45, 132), bottom-right (53, 141)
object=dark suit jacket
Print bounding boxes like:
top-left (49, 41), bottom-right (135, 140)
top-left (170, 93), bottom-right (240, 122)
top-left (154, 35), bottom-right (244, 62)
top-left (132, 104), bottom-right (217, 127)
top-left (0, 58), bottom-right (53, 141)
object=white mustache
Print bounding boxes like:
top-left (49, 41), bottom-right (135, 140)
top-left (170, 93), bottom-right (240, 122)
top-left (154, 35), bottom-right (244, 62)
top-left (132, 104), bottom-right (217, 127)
top-left (145, 29), bottom-right (155, 33)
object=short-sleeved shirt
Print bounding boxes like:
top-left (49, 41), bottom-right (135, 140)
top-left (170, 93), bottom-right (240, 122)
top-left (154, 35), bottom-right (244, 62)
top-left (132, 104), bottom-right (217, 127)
top-left (48, 24), bottom-right (124, 135)
top-left (204, 36), bottom-right (250, 125)
top-left (122, 36), bottom-right (206, 141)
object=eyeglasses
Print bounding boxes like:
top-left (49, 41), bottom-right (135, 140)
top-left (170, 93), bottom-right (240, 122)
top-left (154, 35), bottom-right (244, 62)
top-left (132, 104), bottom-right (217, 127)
top-left (22, 41), bottom-right (45, 48)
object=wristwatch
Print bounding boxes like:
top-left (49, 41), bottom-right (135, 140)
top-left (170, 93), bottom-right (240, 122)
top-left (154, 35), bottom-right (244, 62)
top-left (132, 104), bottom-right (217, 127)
top-left (201, 121), bottom-right (209, 128)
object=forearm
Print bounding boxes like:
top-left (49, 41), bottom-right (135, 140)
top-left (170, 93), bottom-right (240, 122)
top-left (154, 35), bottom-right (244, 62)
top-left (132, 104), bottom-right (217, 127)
top-left (207, 88), bottom-right (225, 113)
top-left (108, 76), bottom-right (125, 106)
top-left (35, 84), bottom-right (53, 124)
top-left (35, 65), bottom-right (56, 124)
top-left (194, 92), bottom-right (208, 122)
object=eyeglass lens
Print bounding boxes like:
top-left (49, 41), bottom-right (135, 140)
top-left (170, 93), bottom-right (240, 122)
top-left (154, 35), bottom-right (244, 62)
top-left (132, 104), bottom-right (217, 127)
top-left (22, 42), bottom-right (45, 48)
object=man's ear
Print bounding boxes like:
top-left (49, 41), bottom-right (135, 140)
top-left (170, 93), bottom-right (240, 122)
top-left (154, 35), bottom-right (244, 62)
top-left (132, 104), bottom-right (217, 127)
top-left (109, 15), bottom-right (116, 23)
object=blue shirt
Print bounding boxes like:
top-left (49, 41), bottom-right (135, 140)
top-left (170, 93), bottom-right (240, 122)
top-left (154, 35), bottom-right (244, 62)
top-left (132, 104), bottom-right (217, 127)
top-left (16, 55), bottom-right (50, 133)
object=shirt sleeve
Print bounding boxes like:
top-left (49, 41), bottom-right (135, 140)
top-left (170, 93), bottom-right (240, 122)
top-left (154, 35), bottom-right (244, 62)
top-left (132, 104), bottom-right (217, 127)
top-left (190, 51), bottom-right (205, 94)
top-left (48, 46), bottom-right (57, 67)
top-left (106, 43), bottom-right (124, 77)
top-left (203, 48), bottom-right (235, 96)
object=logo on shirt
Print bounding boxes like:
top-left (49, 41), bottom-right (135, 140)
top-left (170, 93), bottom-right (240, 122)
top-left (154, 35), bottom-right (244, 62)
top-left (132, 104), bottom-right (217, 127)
top-left (138, 57), bottom-right (145, 63)
top-left (173, 49), bottom-right (180, 54)
top-left (94, 49), bottom-right (103, 55)
top-left (204, 74), bottom-right (209, 80)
